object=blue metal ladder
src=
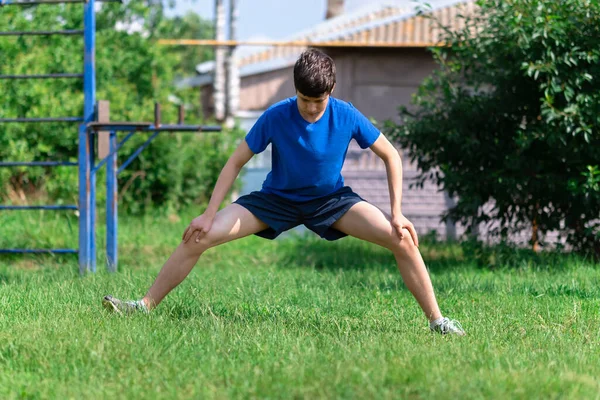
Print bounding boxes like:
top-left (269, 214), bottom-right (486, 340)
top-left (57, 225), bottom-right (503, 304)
top-left (0, 0), bottom-right (99, 269)
top-left (2, 0), bottom-right (223, 274)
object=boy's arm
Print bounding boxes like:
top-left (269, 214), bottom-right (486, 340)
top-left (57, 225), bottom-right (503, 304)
top-left (183, 139), bottom-right (255, 242)
top-left (204, 139), bottom-right (255, 218)
top-left (369, 133), bottom-right (419, 247)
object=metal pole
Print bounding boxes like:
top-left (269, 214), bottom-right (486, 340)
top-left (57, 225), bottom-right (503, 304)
top-left (117, 131), bottom-right (160, 175)
top-left (154, 103), bottom-right (161, 127)
top-left (82, 0), bottom-right (96, 271)
top-left (0, 161), bottom-right (78, 167)
top-left (0, 205), bottom-right (77, 210)
top-left (0, 117), bottom-right (83, 123)
top-left (1, 0), bottom-right (121, 5)
top-left (89, 132), bottom-right (97, 273)
top-left (83, 0), bottom-right (96, 124)
top-left (78, 125), bottom-right (91, 273)
top-left (0, 249), bottom-right (78, 254)
top-left (106, 131), bottom-right (117, 272)
top-left (178, 105), bottom-right (185, 124)
top-left (0, 29), bottom-right (83, 36)
top-left (0, 73), bottom-right (83, 80)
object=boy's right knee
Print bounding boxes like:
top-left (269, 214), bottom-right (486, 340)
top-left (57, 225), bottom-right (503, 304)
top-left (182, 230), bottom-right (221, 253)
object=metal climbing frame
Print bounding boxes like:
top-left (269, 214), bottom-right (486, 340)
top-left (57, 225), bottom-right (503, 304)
top-left (0, 0), bottom-right (96, 259)
top-left (82, 104), bottom-right (222, 273)
top-left (0, 0), bottom-right (222, 273)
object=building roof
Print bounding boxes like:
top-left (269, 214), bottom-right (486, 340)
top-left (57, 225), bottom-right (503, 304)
top-left (188, 0), bottom-right (476, 87)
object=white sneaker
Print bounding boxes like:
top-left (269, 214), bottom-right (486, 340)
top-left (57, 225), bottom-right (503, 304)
top-left (102, 295), bottom-right (148, 315)
top-left (431, 317), bottom-right (465, 336)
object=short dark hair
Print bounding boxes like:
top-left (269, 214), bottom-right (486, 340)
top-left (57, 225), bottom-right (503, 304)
top-left (293, 49), bottom-right (336, 97)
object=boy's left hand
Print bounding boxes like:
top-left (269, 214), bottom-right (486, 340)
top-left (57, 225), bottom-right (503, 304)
top-left (391, 214), bottom-right (419, 247)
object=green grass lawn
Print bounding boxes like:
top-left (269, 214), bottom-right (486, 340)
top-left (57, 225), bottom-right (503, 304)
top-left (1, 210), bottom-right (600, 399)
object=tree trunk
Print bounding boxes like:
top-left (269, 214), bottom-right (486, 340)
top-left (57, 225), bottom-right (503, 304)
top-left (531, 202), bottom-right (540, 252)
top-left (213, 0), bottom-right (226, 122)
top-left (226, 0), bottom-right (239, 128)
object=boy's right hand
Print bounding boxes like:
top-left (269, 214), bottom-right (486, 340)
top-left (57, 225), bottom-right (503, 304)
top-left (182, 213), bottom-right (215, 243)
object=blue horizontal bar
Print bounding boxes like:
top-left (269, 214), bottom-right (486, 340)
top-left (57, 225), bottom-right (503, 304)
top-left (0, 205), bottom-right (77, 210)
top-left (0, 161), bottom-right (77, 167)
top-left (88, 124), bottom-right (223, 133)
top-left (0, 73), bottom-right (83, 80)
top-left (1, 0), bottom-right (85, 4)
top-left (0, 117), bottom-right (83, 123)
top-left (0, 30), bottom-right (83, 36)
top-left (1, 0), bottom-right (121, 5)
top-left (157, 124), bottom-right (222, 132)
top-left (0, 249), bottom-right (77, 254)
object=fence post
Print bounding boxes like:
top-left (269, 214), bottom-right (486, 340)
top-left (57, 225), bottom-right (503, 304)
top-left (97, 100), bottom-right (110, 158)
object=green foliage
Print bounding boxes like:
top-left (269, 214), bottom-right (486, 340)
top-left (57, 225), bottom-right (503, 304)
top-left (386, 0), bottom-right (600, 255)
top-left (156, 10), bottom-right (215, 74)
top-left (0, 1), bottom-right (232, 213)
top-left (118, 127), bottom-right (244, 214)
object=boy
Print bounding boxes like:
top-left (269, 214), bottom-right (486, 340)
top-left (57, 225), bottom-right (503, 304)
top-left (103, 49), bottom-right (465, 336)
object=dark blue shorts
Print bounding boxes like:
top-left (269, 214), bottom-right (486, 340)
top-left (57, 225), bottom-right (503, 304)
top-left (234, 186), bottom-right (365, 241)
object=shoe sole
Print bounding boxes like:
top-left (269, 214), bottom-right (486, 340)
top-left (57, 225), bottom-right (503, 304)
top-left (430, 328), bottom-right (466, 336)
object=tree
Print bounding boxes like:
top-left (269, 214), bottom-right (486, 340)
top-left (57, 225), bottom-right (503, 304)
top-left (0, 2), bottom-right (240, 214)
top-left (386, 0), bottom-right (600, 255)
top-left (155, 10), bottom-right (214, 75)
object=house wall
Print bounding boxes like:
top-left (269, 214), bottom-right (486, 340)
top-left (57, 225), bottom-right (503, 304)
top-left (233, 47), bottom-right (438, 121)
top-left (239, 67), bottom-right (296, 111)
top-left (327, 47), bottom-right (437, 122)
top-left (330, 47), bottom-right (460, 239)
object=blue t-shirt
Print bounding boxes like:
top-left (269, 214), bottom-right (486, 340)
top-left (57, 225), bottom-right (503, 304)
top-left (245, 96), bottom-right (381, 201)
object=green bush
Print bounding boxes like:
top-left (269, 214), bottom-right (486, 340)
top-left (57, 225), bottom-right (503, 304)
top-left (117, 127), bottom-right (244, 214)
top-left (386, 0), bottom-right (600, 257)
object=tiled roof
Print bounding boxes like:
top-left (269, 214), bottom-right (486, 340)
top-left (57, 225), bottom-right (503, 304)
top-left (237, 0), bottom-right (477, 69)
top-left (191, 0), bottom-right (477, 83)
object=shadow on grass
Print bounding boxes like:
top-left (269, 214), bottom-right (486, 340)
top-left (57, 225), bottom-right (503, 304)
top-left (272, 235), bottom-right (468, 274)
top-left (458, 239), bottom-right (596, 273)
top-left (0, 252), bottom-right (77, 267)
top-left (272, 234), bottom-right (594, 276)
top-left (0, 254), bottom-right (79, 286)
top-left (161, 299), bottom-right (408, 334)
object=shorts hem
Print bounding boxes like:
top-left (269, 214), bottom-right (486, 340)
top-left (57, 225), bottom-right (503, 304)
top-left (308, 197), bottom-right (366, 241)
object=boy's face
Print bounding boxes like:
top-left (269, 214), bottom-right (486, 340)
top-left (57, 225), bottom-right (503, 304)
top-left (296, 91), bottom-right (330, 123)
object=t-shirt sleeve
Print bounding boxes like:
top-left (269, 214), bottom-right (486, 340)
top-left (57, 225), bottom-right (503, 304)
top-left (351, 106), bottom-right (381, 149)
top-left (245, 112), bottom-right (272, 154)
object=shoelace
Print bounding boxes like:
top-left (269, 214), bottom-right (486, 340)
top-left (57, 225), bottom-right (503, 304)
top-left (440, 318), bottom-right (464, 334)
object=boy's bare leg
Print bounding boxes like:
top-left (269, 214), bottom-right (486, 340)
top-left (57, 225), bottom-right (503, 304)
top-left (332, 201), bottom-right (442, 322)
top-left (142, 204), bottom-right (268, 309)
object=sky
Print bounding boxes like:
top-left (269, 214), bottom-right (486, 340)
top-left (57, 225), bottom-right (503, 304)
top-left (165, 0), bottom-right (411, 41)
